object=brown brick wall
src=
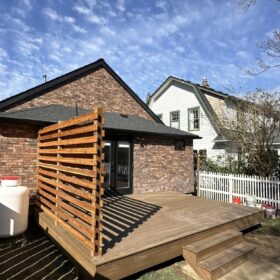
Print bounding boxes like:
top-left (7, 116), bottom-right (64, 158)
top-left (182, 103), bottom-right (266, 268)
top-left (133, 136), bottom-right (194, 193)
top-left (0, 123), bottom-right (37, 188)
top-left (7, 68), bottom-right (153, 121)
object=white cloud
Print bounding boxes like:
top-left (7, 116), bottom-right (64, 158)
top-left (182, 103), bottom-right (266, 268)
top-left (42, 8), bottom-right (88, 34)
top-left (237, 51), bottom-right (249, 58)
top-left (73, 5), bottom-right (91, 16)
top-left (87, 14), bottom-right (106, 25)
top-left (175, 46), bottom-right (185, 53)
top-left (155, 1), bottom-right (168, 11)
top-left (116, 0), bottom-right (126, 12)
top-left (100, 26), bottom-right (116, 36)
top-left (0, 48), bottom-right (8, 60)
top-left (43, 8), bottom-right (76, 24)
top-left (73, 4), bottom-right (107, 25)
top-left (73, 25), bottom-right (87, 33)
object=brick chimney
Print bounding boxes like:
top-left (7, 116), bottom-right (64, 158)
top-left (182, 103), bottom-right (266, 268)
top-left (202, 77), bottom-right (209, 87)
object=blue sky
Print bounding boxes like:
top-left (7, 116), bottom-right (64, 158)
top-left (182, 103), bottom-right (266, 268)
top-left (0, 0), bottom-right (279, 102)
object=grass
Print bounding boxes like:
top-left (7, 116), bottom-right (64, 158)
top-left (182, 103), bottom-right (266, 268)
top-left (135, 217), bottom-right (280, 280)
top-left (256, 217), bottom-right (280, 235)
top-left (137, 261), bottom-right (188, 280)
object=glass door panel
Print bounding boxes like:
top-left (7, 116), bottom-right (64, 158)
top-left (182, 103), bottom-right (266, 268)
top-left (104, 141), bottom-right (111, 190)
top-left (116, 141), bottom-right (130, 190)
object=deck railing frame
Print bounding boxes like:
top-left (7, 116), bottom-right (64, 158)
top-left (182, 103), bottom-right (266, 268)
top-left (36, 108), bottom-right (104, 256)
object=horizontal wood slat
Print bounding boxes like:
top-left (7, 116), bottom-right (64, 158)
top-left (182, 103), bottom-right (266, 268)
top-left (39, 111), bottom-right (99, 134)
top-left (38, 136), bottom-right (98, 147)
top-left (37, 171), bottom-right (95, 199)
top-left (38, 123), bottom-right (98, 141)
top-left (60, 201), bottom-right (92, 224)
top-left (38, 156), bottom-right (97, 166)
top-left (37, 147), bottom-right (97, 155)
top-left (38, 168), bottom-right (97, 190)
top-left (38, 162), bottom-right (96, 177)
top-left (36, 201), bottom-right (95, 249)
top-left (36, 108), bottom-right (104, 257)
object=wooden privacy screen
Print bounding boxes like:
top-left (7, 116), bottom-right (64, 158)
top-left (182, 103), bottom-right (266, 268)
top-left (36, 108), bottom-right (104, 256)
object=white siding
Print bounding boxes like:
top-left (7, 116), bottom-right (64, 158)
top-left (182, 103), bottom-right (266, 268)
top-left (150, 84), bottom-right (226, 158)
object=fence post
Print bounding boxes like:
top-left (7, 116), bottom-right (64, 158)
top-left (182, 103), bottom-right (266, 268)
top-left (197, 155), bottom-right (200, 197)
top-left (229, 174), bottom-right (233, 203)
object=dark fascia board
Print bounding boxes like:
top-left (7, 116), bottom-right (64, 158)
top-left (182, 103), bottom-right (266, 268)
top-left (0, 116), bottom-right (51, 126)
top-left (197, 85), bottom-right (229, 98)
top-left (0, 58), bottom-right (162, 124)
top-left (104, 128), bottom-right (201, 139)
top-left (192, 85), bottom-right (221, 135)
top-left (149, 76), bottom-right (221, 135)
top-left (147, 76), bottom-right (172, 105)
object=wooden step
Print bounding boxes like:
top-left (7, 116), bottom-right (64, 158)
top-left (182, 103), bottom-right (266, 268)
top-left (183, 230), bottom-right (256, 280)
top-left (197, 241), bottom-right (255, 280)
top-left (183, 229), bottom-right (242, 261)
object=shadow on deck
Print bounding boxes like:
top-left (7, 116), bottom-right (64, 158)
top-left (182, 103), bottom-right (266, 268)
top-left (102, 190), bottom-right (161, 254)
top-left (0, 217), bottom-right (77, 280)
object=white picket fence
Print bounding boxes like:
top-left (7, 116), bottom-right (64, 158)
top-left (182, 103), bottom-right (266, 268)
top-left (199, 171), bottom-right (280, 208)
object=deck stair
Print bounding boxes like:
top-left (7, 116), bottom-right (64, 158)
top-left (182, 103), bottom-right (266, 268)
top-left (183, 229), bottom-right (255, 280)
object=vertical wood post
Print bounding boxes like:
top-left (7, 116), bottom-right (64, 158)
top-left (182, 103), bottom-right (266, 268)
top-left (197, 155), bottom-right (201, 197)
top-left (55, 121), bottom-right (62, 226)
top-left (90, 107), bottom-right (104, 257)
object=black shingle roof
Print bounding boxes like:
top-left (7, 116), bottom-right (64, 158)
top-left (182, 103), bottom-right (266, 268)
top-left (0, 105), bottom-right (199, 139)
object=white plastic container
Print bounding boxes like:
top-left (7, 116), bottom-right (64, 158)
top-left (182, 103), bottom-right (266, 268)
top-left (0, 186), bottom-right (29, 237)
top-left (245, 194), bottom-right (256, 207)
top-left (0, 176), bottom-right (19, 187)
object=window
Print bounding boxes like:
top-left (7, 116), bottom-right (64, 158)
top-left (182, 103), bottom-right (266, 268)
top-left (174, 139), bottom-right (185, 151)
top-left (156, 113), bottom-right (163, 121)
top-left (170, 111), bottom-right (180, 129)
top-left (188, 107), bottom-right (200, 131)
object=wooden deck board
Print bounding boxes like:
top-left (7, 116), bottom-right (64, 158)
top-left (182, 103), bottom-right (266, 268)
top-left (36, 192), bottom-right (263, 279)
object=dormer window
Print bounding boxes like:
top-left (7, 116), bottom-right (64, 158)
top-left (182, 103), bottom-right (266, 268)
top-left (188, 107), bottom-right (200, 131)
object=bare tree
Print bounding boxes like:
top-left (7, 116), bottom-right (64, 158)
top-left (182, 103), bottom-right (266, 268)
top-left (237, 0), bottom-right (280, 75)
top-left (219, 90), bottom-right (280, 177)
top-left (237, 0), bottom-right (256, 11)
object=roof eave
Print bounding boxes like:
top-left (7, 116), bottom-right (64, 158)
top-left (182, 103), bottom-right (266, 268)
top-left (105, 127), bottom-right (200, 139)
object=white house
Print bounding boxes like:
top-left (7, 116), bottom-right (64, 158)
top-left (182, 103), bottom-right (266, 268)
top-left (147, 76), bottom-right (280, 159)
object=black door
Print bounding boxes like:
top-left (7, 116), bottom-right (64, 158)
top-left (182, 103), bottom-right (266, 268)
top-left (104, 140), bottom-right (133, 194)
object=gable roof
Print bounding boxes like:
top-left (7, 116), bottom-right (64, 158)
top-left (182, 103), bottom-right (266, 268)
top-left (148, 76), bottom-right (222, 135)
top-left (0, 105), bottom-right (200, 139)
top-left (0, 58), bottom-right (162, 123)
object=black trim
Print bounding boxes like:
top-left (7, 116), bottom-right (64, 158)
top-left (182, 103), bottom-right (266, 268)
top-left (0, 59), bottom-right (162, 124)
top-left (106, 128), bottom-right (199, 139)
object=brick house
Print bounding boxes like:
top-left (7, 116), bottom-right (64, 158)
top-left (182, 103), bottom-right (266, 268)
top-left (0, 59), bottom-right (198, 194)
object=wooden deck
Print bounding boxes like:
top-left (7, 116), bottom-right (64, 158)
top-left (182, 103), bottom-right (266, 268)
top-left (0, 217), bottom-right (78, 280)
top-left (36, 192), bottom-right (263, 279)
